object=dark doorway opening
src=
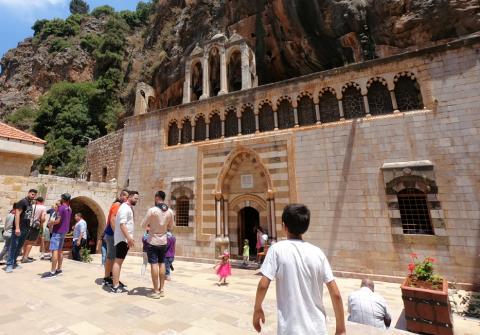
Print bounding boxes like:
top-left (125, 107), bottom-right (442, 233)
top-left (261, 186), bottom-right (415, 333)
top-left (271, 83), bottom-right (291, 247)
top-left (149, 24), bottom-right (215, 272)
top-left (238, 207), bottom-right (259, 258)
top-left (70, 198), bottom-right (100, 254)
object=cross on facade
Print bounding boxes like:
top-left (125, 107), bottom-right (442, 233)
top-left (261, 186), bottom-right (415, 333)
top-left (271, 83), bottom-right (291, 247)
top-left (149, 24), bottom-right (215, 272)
top-left (45, 165), bottom-right (56, 175)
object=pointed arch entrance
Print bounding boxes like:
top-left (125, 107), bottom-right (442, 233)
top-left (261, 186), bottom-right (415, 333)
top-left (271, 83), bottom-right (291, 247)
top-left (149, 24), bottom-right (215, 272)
top-left (214, 146), bottom-right (276, 257)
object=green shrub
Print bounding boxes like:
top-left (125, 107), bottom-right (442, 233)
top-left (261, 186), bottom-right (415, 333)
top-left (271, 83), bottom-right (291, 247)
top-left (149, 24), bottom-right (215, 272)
top-left (6, 106), bottom-right (36, 131)
top-left (69, 0), bottom-right (89, 15)
top-left (32, 19), bottom-right (48, 36)
top-left (91, 5), bottom-right (115, 18)
top-left (49, 38), bottom-right (72, 53)
top-left (40, 18), bottom-right (79, 40)
top-left (80, 246), bottom-right (93, 263)
top-left (80, 34), bottom-right (102, 53)
top-left (66, 13), bottom-right (84, 26)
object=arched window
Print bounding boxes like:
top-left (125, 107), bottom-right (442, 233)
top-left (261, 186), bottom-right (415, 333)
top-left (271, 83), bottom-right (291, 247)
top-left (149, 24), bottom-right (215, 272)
top-left (277, 99), bottom-right (294, 129)
top-left (224, 109), bottom-right (238, 138)
top-left (191, 62), bottom-right (203, 101)
top-left (367, 81), bottom-right (393, 115)
top-left (209, 113), bottom-right (221, 139)
top-left (168, 121), bottom-right (179, 146)
top-left (241, 106), bottom-right (256, 135)
top-left (259, 103), bottom-right (275, 132)
top-left (394, 76), bottom-right (424, 111)
top-left (194, 115), bottom-right (206, 141)
top-left (319, 90), bottom-right (340, 123)
top-left (175, 196), bottom-right (190, 227)
top-left (228, 50), bottom-right (242, 92)
top-left (342, 85), bottom-right (365, 119)
top-left (297, 95), bottom-right (316, 126)
top-left (398, 188), bottom-right (434, 235)
top-left (181, 119), bottom-right (192, 144)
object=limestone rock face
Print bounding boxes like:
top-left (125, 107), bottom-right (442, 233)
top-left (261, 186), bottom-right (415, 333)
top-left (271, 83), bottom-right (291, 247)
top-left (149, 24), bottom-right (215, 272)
top-left (0, 0), bottom-right (479, 118)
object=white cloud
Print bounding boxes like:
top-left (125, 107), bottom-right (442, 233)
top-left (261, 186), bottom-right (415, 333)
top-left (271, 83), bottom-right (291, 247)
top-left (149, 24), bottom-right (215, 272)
top-left (0, 0), bottom-right (67, 22)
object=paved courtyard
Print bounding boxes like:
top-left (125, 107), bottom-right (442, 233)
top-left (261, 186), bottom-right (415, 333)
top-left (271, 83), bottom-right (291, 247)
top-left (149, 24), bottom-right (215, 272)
top-left (0, 245), bottom-right (478, 335)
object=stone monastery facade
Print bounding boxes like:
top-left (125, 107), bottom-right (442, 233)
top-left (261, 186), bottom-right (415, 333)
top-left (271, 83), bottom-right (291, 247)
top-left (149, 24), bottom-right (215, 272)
top-left (87, 34), bottom-right (480, 287)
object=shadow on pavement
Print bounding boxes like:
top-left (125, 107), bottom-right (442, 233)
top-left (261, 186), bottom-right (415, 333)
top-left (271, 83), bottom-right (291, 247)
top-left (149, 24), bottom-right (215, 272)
top-left (394, 309), bottom-right (407, 331)
top-left (128, 287), bottom-right (153, 297)
top-left (94, 278), bottom-right (104, 285)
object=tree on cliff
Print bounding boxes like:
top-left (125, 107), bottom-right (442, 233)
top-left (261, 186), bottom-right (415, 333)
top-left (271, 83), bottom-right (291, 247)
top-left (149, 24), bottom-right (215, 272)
top-left (70, 0), bottom-right (89, 15)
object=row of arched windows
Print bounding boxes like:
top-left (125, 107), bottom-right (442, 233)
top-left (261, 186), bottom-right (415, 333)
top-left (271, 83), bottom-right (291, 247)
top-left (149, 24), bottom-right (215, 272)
top-left (168, 74), bottom-right (424, 146)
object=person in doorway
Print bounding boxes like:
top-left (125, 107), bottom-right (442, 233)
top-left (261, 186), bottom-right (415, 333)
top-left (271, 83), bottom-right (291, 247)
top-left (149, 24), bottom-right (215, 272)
top-left (5, 189), bottom-right (37, 273)
top-left (242, 239), bottom-right (250, 266)
top-left (43, 193), bottom-right (72, 278)
top-left (252, 204), bottom-right (346, 335)
top-left (0, 204), bottom-right (15, 263)
top-left (348, 278), bottom-right (392, 329)
top-left (103, 190), bottom-right (129, 286)
top-left (165, 231), bottom-right (176, 281)
top-left (111, 190), bottom-right (139, 293)
top-left (22, 196), bottom-right (47, 263)
top-left (141, 191), bottom-right (174, 299)
top-left (214, 251), bottom-right (232, 286)
top-left (72, 213), bottom-right (87, 261)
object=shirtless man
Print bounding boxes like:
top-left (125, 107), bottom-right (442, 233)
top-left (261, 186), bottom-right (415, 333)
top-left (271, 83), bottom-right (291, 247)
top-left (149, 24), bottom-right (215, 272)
top-left (141, 191), bottom-right (174, 299)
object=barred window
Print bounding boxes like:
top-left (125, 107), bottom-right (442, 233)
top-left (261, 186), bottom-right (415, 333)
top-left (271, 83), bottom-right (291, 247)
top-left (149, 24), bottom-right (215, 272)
top-left (394, 76), bottom-right (424, 111)
top-left (168, 121), bottom-right (179, 146)
top-left (367, 81), bottom-right (393, 115)
top-left (176, 196), bottom-right (189, 227)
top-left (277, 100), bottom-right (295, 129)
top-left (342, 86), bottom-right (365, 119)
top-left (194, 115), bottom-right (206, 141)
top-left (319, 91), bottom-right (340, 123)
top-left (297, 95), bottom-right (316, 126)
top-left (181, 119), bottom-right (192, 144)
top-left (209, 113), bottom-right (222, 139)
top-left (259, 104), bottom-right (275, 132)
top-left (398, 188), bottom-right (434, 235)
top-left (241, 106), bottom-right (256, 135)
top-left (224, 110), bottom-right (238, 138)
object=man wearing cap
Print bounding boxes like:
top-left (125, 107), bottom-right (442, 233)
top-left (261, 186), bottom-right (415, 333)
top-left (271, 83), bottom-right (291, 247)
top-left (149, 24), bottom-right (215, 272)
top-left (43, 193), bottom-right (72, 278)
top-left (141, 191), bottom-right (174, 299)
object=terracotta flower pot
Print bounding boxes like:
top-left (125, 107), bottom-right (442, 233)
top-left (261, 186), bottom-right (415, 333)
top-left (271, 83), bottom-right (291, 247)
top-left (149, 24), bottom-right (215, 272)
top-left (401, 278), bottom-right (453, 335)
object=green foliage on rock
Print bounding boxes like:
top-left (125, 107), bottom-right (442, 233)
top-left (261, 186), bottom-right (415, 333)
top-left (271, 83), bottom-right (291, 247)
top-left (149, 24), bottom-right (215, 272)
top-left (91, 5), bottom-right (115, 18)
top-left (119, 1), bottom-right (157, 28)
top-left (6, 106), bottom-right (37, 132)
top-left (32, 19), bottom-right (48, 36)
top-left (69, 0), bottom-right (89, 15)
top-left (80, 33), bottom-right (102, 53)
top-left (49, 38), bottom-right (72, 53)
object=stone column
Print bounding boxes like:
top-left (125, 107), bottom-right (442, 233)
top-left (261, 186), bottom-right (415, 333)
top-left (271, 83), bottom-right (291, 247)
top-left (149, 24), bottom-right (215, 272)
top-left (223, 199), bottom-right (229, 240)
top-left (221, 119), bottom-right (225, 138)
top-left (177, 127), bottom-right (182, 145)
top-left (219, 47), bottom-right (228, 95)
top-left (338, 100), bottom-right (345, 120)
top-left (293, 107), bottom-right (299, 127)
top-left (255, 113), bottom-right (260, 133)
top-left (270, 198), bottom-right (277, 240)
top-left (273, 107), bottom-right (279, 130)
top-left (390, 90), bottom-right (399, 113)
top-left (191, 125), bottom-right (196, 143)
top-left (215, 193), bottom-right (222, 237)
top-left (363, 94), bottom-right (371, 117)
top-left (266, 199), bottom-right (272, 237)
top-left (182, 61), bottom-right (191, 104)
top-left (206, 121), bottom-right (210, 140)
top-left (241, 44), bottom-right (252, 90)
top-left (315, 103), bottom-right (321, 124)
top-left (237, 116), bottom-right (242, 135)
top-left (200, 53), bottom-right (210, 99)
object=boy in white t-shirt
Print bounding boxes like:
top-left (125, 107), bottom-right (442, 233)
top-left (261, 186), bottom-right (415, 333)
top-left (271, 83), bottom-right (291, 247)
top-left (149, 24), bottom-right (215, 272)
top-left (253, 204), bottom-right (346, 335)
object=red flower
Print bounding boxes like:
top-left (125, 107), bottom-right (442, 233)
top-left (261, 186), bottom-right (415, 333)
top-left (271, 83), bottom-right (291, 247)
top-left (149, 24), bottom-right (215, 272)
top-left (408, 263), bottom-right (415, 274)
top-left (427, 257), bottom-right (436, 263)
top-left (410, 253), bottom-right (418, 259)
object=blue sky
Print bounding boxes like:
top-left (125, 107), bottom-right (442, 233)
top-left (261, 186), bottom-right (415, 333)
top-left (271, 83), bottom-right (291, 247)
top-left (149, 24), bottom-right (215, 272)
top-left (0, 0), bottom-right (142, 58)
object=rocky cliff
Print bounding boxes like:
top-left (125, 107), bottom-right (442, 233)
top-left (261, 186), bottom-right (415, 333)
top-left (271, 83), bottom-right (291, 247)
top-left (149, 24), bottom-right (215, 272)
top-left (1, 0), bottom-right (479, 118)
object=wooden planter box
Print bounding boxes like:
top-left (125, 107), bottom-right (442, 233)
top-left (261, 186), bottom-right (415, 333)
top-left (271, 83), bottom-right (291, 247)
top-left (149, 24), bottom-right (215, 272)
top-left (401, 278), bottom-right (453, 335)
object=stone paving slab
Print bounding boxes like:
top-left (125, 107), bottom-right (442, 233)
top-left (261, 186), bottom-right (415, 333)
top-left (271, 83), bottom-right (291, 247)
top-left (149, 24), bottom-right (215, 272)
top-left (0, 245), bottom-right (478, 335)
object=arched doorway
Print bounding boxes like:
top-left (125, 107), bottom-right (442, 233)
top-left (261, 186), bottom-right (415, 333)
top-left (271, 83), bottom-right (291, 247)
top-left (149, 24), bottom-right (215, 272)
top-left (70, 196), bottom-right (106, 254)
top-left (238, 207), bottom-right (260, 258)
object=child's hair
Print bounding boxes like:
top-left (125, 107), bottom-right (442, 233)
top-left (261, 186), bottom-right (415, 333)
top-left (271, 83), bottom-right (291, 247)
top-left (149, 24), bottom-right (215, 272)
top-left (282, 204), bottom-right (310, 235)
top-left (244, 239), bottom-right (249, 244)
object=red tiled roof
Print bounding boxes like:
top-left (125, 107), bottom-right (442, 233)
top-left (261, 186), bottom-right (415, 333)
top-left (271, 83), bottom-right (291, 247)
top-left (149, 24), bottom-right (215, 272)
top-left (0, 122), bottom-right (46, 144)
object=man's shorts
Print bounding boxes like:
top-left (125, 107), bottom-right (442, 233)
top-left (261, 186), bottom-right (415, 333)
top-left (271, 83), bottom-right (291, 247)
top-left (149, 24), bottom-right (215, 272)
top-left (49, 233), bottom-right (66, 251)
top-left (104, 234), bottom-right (115, 260)
top-left (26, 227), bottom-right (40, 242)
top-left (115, 241), bottom-right (129, 259)
top-left (147, 244), bottom-right (167, 264)
top-left (42, 227), bottom-right (51, 242)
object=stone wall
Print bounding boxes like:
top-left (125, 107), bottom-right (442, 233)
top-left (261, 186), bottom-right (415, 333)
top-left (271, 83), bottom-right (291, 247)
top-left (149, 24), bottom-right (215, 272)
top-left (86, 130), bottom-right (124, 182)
top-left (0, 175), bottom-right (117, 235)
top-left (113, 36), bottom-right (480, 285)
top-left (0, 152), bottom-right (35, 176)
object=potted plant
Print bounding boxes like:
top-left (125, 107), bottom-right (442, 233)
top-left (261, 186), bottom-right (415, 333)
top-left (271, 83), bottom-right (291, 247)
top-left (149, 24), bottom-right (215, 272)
top-left (401, 253), bottom-right (454, 335)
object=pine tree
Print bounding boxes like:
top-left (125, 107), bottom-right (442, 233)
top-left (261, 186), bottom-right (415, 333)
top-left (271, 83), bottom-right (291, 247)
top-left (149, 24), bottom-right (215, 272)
top-left (69, 0), bottom-right (89, 15)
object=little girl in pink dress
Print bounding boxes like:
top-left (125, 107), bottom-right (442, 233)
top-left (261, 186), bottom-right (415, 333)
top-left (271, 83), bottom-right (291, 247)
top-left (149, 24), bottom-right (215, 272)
top-left (214, 251), bottom-right (232, 286)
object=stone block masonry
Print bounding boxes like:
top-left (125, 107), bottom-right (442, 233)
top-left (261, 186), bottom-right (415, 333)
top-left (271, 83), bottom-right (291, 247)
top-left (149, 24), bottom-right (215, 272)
top-left (86, 129), bottom-right (124, 183)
